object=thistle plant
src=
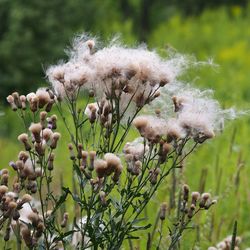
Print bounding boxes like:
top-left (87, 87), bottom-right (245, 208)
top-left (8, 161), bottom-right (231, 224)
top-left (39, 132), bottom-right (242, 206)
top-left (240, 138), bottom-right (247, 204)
top-left (1, 35), bottom-right (238, 249)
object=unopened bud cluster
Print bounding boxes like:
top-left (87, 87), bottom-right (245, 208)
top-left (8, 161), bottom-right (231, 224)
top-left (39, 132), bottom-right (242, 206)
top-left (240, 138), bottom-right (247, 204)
top-left (7, 89), bottom-right (55, 113)
top-left (0, 175), bottom-right (45, 247)
top-left (180, 185), bottom-right (216, 219)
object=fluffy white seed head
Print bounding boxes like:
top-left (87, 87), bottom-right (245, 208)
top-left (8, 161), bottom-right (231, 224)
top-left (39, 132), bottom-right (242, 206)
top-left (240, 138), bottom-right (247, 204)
top-left (104, 153), bottom-right (122, 176)
top-left (6, 95), bottom-right (14, 104)
top-left (18, 133), bottom-right (29, 143)
top-left (123, 137), bottom-right (149, 160)
top-left (29, 123), bottom-right (42, 135)
top-left (46, 35), bottom-right (187, 109)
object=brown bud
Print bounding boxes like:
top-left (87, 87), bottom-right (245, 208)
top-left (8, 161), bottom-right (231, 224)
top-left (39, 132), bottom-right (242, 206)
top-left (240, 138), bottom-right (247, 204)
top-left (21, 227), bottom-right (33, 247)
top-left (61, 212), bottom-right (69, 228)
top-left (183, 185), bottom-right (189, 202)
top-left (160, 202), bottom-right (167, 220)
top-left (199, 193), bottom-right (211, 208)
top-left (99, 191), bottom-right (107, 206)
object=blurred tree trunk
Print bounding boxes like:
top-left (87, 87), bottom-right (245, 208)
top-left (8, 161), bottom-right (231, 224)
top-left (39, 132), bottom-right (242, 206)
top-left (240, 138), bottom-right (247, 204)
top-left (120, 0), bottom-right (131, 19)
top-left (139, 0), bottom-right (152, 42)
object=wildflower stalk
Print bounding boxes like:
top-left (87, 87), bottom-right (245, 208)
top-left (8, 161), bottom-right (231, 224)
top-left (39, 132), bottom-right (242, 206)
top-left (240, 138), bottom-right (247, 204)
top-left (2, 36), bottom-right (238, 249)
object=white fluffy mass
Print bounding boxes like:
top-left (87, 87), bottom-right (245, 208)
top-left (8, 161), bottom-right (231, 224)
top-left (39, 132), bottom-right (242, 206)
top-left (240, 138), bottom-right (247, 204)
top-left (47, 34), bottom-right (240, 139)
top-left (148, 83), bottom-right (240, 141)
top-left (46, 35), bottom-right (187, 102)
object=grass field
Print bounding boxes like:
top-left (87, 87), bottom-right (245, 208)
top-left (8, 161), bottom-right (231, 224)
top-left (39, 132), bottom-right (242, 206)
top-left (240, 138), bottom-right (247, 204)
top-left (0, 6), bottom-right (250, 249)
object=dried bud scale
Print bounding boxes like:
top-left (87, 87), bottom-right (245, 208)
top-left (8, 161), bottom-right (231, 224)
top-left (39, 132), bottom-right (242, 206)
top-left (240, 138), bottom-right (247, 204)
top-left (183, 184), bottom-right (189, 202)
top-left (95, 159), bottom-right (107, 179)
top-left (104, 153), bottom-right (122, 176)
top-left (99, 191), bottom-right (107, 206)
top-left (199, 193), bottom-right (211, 208)
top-left (50, 132), bottom-right (60, 149)
top-left (36, 88), bottom-right (51, 108)
top-left (48, 153), bottom-right (55, 171)
top-left (81, 151), bottom-right (88, 168)
top-left (21, 227), bottom-right (33, 247)
top-left (187, 204), bottom-right (196, 218)
top-left (191, 192), bottom-right (200, 206)
top-left (29, 123), bottom-right (42, 143)
top-left (18, 151), bottom-right (29, 162)
top-left (61, 212), bottom-right (69, 228)
top-left (160, 202), bottom-right (167, 220)
top-left (20, 95), bottom-right (27, 110)
top-left (89, 151), bottom-right (96, 171)
top-left (40, 111), bottom-right (47, 128)
top-left (68, 143), bottom-right (76, 160)
top-left (18, 133), bottom-right (31, 151)
top-left (12, 92), bottom-right (22, 109)
top-left (45, 99), bottom-right (55, 112)
top-left (131, 160), bottom-right (141, 176)
top-left (149, 168), bottom-right (160, 185)
top-left (42, 128), bottom-right (53, 142)
top-left (7, 95), bottom-right (17, 111)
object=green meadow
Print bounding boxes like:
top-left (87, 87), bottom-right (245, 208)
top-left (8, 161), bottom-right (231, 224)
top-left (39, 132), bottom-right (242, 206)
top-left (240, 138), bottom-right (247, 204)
top-left (0, 5), bottom-right (250, 249)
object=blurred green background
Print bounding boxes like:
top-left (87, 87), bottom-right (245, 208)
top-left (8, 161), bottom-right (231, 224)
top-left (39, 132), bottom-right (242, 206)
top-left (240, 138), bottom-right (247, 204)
top-left (0, 0), bottom-right (250, 249)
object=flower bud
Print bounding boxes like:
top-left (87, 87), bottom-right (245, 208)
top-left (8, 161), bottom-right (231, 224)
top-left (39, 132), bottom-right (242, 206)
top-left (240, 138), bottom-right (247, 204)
top-left (48, 153), bottom-right (55, 171)
top-left (149, 168), bottom-right (160, 185)
top-left (132, 160), bottom-right (141, 176)
top-left (40, 111), bottom-right (47, 129)
top-left (99, 191), bottom-right (107, 206)
top-left (94, 159), bottom-right (107, 178)
top-left (89, 151), bottom-right (96, 171)
top-left (77, 144), bottom-right (83, 159)
top-left (81, 151), bottom-right (88, 168)
top-left (6, 95), bottom-right (17, 111)
top-left (20, 95), bottom-right (27, 110)
top-left (187, 204), bottom-right (196, 218)
top-left (50, 132), bottom-right (60, 149)
top-left (191, 192), bottom-right (200, 206)
top-left (61, 212), bottom-right (69, 228)
top-left (21, 227), bottom-right (33, 247)
top-left (199, 193), bottom-right (211, 208)
top-left (18, 133), bottom-right (31, 151)
top-left (183, 185), bottom-right (189, 202)
top-left (68, 143), bottom-right (75, 160)
top-left (29, 123), bottom-right (42, 143)
top-left (160, 202), bottom-right (167, 220)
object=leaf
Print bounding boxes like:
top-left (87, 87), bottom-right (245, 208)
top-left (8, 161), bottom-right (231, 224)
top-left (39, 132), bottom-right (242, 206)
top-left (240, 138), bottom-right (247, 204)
top-left (52, 230), bottom-right (76, 243)
top-left (130, 218), bottom-right (147, 225)
top-left (90, 212), bottom-right (102, 223)
top-left (125, 235), bottom-right (140, 240)
top-left (110, 197), bottom-right (123, 214)
top-left (73, 163), bottom-right (82, 178)
top-left (52, 187), bottom-right (70, 215)
top-left (230, 221), bottom-right (238, 250)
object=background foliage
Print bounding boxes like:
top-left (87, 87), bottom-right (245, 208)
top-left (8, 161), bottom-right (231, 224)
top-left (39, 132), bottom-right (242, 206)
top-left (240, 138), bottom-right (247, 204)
top-left (0, 0), bottom-right (250, 249)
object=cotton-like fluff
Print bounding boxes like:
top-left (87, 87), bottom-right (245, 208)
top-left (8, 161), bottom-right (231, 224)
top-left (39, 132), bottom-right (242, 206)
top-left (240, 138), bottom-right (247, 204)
top-left (84, 103), bottom-right (99, 123)
top-left (165, 118), bottom-right (186, 142)
top-left (71, 217), bottom-right (90, 248)
top-left (207, 235), bottom-right (242, 250)
top-left (17, 202), bottom-right (34, 224)
top-left (150, 83), bottom-right (240, 142)
top-left (71, 215), bottom-right (104, 249)
top-left (47, 62), bottom-right (94, 100)
top-left (133, 115), bottom-right (167, 143)
top-left (172, 88), bottom-right (227, 142)
top-left (46, 35), bottom-right (187, 107)
top-left (123, 137), bottom-right (149, 160)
